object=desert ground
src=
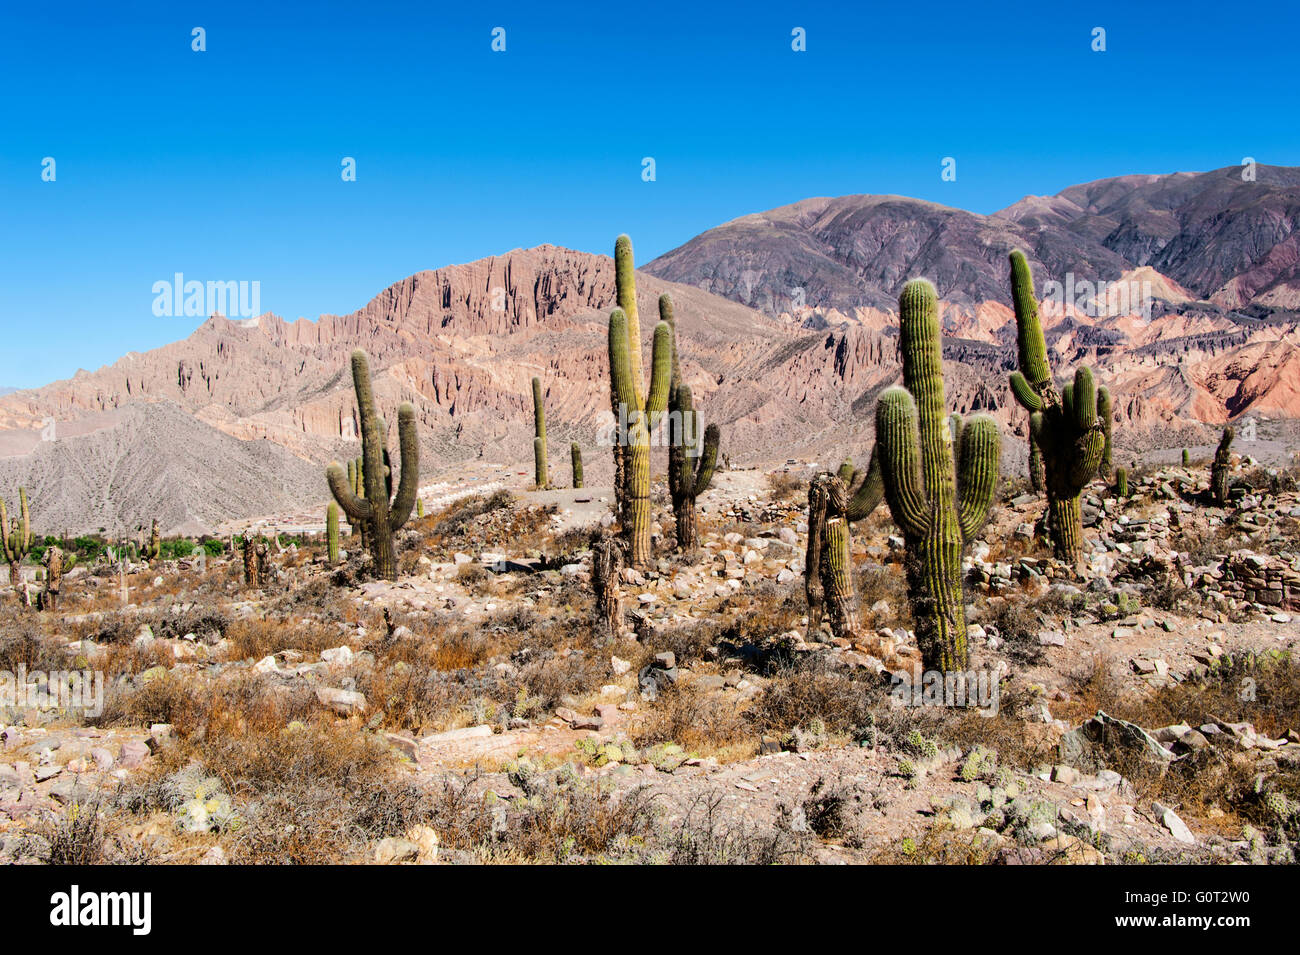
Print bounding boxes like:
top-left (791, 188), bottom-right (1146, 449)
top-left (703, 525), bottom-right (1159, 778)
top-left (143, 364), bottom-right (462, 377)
top-left (2, 446), bottom-right (1298, 865)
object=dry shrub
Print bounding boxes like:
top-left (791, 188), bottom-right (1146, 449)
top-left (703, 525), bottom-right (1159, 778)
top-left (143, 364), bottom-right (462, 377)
top-left (748, 658), bottom-right (881, 737)
top-left (870, 824), bottom-right (999, 865)
top-left (766, 470), bottom-right (806, 502)
top-left (668, 793), bottom-right (811, 864)
top-left (224, 617), bottom-right (343, 660)
top-left (631, 682), bottom-right (751, 753)
top-left (95, 670), bottom-right (204, 729)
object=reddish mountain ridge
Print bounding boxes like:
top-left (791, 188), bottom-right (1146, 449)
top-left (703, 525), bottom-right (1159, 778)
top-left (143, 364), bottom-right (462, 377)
top-left (4, 167), bottom-right (1300, 533)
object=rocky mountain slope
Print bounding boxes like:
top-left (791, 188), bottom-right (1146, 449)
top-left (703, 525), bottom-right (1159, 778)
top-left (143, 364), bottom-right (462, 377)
top-left (4, 168), bottom-right (1300, 534)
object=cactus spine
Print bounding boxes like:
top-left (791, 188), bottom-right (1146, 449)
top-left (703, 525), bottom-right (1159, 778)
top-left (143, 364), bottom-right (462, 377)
top-left (571, 443), bottom-right (584, 488)
top-left (608, 237), bottom-right (672, 567)
top-left (326, 349), bottom-right (420, 580)
top-left (877, 280), bottom-right (999, 672)
top-left (0, 487), bottom-right (32, 585)
top-left (532, 376), bottom-right (548, 488)
top-left (1007, 250), bottom-right (1109, 565)
top-left (1212, 425), bottom-right (1234, 504)
top-left (661, 294), bottom-right (719, 552)
top-left (326, 502), bottom-right (340, 564)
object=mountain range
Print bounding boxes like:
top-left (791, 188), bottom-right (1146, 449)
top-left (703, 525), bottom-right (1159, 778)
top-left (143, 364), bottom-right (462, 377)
top-left (4, 164), bottom-right (1299, 535)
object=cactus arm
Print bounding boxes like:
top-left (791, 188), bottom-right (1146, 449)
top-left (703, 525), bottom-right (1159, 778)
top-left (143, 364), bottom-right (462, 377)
top-left (837, 458), bottom-right (856, 484)
top-left (1009, 250), bottom-right (1050, 388)
top-left (608, 309), bottom-right (638, 416)
top-left (692, 423), bottom-right (720, 497)
top-left (846, 443), bottom-right (884, 522)
top-left (957, 414), bottom-right (1000, 541)
top-left (387, 402), bottom-right (420, 531)
top-left (876, 387), bottom-right (930, 538)
top-left (1072, 366), bottom-right (1097, 430)
top-left (948, 413), bottom-right (964, 448)
top-left (645, 321), bottom-right (673, 419)
top-left (327, 462), bottom-right (372, 522)
top-left (614, 235), bottom-right (644, 409)
top-left (0, 498), bottom-right (10, 563)
top-left (1009, 371), bottom-right (1043, 412)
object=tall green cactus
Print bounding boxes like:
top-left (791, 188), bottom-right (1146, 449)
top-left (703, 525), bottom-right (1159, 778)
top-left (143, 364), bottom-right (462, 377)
top-left (532, 376), bottom-right (548, 488)
top-left (876, 280), bottom-right (1000, 672)
top-left (608, 238), bottom-right (672, 566)
top-left (661, 294), bottom-right (720, 552)
top-left (0, 487), bottom-right (32, 585)
top-left (326, 349), bottom-right (420, 580)
top-left (1212, 425), bottom-right (1234, 504)
top-left (326, 502), bottom-right (340, 564)
top-left (1007, 250), bottom-right (1109, 565)
top-left (571, 443), bottom-right (584, 488)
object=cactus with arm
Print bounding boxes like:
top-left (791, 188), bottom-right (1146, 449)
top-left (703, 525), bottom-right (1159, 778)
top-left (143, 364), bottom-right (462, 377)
top-left (326, 349), bottom-right (420, 580)
top-left (876, 279), bottom-right (1000, 673)
top-left (607, 241), bottom-right (672, 566)
top-left (660, 294), bottom-right (720, 552)
top-left (1, 487), bottom-right (32, 586)
top-left (1007, 250), bottom-right (1109, 565)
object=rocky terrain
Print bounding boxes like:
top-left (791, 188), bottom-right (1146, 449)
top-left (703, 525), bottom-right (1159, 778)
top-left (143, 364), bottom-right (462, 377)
top-left (4, 167), bottom-right (1300, 536)
top-left (2, 449), bottom-right (1298, 865)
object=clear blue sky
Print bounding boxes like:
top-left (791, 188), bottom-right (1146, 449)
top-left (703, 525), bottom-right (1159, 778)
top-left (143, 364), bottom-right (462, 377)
top-left (1, 1), bottom-right (1297, 387)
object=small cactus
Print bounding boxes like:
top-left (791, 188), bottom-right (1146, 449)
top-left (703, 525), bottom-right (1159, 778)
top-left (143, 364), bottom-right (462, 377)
top-left (532, 376), bottom-right (548, 488)
top-left (326, 349), bottom-right (420, 580)
top-left (1116, 466), bottom-right (1128, 499)
top-left (1182, 448), bottom-right (1191, 467)
top-left (326, 502), bottom-right (339, 564)
top-left (877, 280), bottom-right (999, 673)
top-left (1211, 425), bottom-right (1234, 504)
top-left (144, 519), bottom-right (161, 562)
top-left (416, 498), bottom-right (424, 519)
top-left (571, 443), bottom-right (584, 489)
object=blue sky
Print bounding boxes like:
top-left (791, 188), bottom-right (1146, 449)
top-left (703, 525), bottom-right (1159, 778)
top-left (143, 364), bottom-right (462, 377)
top-left (1, 1), bottom-right (1297, 387)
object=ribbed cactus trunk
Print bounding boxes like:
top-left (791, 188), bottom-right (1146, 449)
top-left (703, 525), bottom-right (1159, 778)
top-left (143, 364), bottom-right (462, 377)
top-left (1007, 251), bottom-right (1108, 565)
top-left (1116, 467), bottom-right (1128, 498)
top-left (532, 376), bottom-right (548, 488)
top-left (607, 238), bottom-right (672, 568)
top-left (1212, 426), bottom-right (1234, 504)
top-left (326, 350), bottom-right (420, 581)
top-left (326, 502), bottom-right (339, 564)
top-left (571, 443), bottom-right (584, 488)
top-left (808, 475), bottom-right (863, 642)
top-left (877, 280), bottom-right (999, 673)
